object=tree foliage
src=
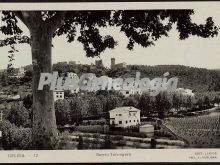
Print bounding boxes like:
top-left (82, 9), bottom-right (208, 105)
top-left (0, 10), bottom-right (218, 56)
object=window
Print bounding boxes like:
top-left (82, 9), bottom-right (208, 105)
top-left (126, 120), bottom-right (128, 124)
top-left (129, 120), bottom-right (131, 122)
top-left (119, 121), bottom-right (122, 124)
top-left (134, 120), bottom-right (136, 122)
top-left (126, 91), bottom-right (129, 94)
top-left (137, 120), bottom-right (139, 122)
top-left (118, 114), bottom-right (122, 116)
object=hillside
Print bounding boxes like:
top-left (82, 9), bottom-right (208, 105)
top-left (107, 65), bottom-right (220, 92)
top-left (1, 64), bottom-right (220, 93)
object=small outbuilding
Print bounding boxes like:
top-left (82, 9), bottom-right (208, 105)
top-left (139, 124), bottom-right (154, 137)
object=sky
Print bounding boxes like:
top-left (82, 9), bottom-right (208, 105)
top-left (0, 8), bottom-right (220, 70)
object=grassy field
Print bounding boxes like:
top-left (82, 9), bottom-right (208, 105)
top-left (164, 112), bottom-right (220, 148)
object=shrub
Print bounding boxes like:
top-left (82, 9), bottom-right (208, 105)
top-left (154, 130), bottom-right (174, 139)
top-left (11, 128), bottom-right (32, 149)
top-left (75, 125), bottom-right (109, 134)
top-left (133, 142), bottom-right (141, 148)
top-left (112, 135), bottom-right (124, 141)
top-left (8, 103), bottom-right (30, 127)
top-left (101, 135), bottom-right (116, 149)
top-left (0, 120), bottom-right (32, 149)
top-left (57, 131), bottom-right (76, 150)
top-left (150, 138), bottom-right (157, 149)
top-left (108, 131), bottom-right (148, 138)
top-left (117, 139), bottom-right (126, 147)
top-left (77, 135), bottom-right (84, 150)
top-left (109, 125), bottom-right (139, 132)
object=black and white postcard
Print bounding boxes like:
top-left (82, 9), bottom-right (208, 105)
top-left (0, 1), bottom-right (219, 163)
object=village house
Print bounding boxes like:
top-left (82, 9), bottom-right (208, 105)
top-left (175, 88), bottom-right (195, 97)
top-left (109, 106), bottom-right (141, 128)
top-left (67, 72), bottom-right (77, 79)
top-left (53, 90), bottom-right (65, 101)
top-left (120, 89), bottom-right (143, 97)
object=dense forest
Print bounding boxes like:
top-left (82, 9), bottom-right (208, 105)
top-left (51, 63), bottom-right (220, 92)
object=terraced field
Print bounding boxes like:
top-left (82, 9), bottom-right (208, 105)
top-left (164, 112), bottom-right (220, 148)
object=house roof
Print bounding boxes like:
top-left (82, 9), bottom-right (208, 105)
top-left (109, 106), bottom-right (141, 113)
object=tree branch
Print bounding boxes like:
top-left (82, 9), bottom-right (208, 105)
top-left (14, 11), bottom-right (43, 30)
top-left (45, 11), bottom-right (67, 33)
top-left (14, 11), bottom-right (29, 28)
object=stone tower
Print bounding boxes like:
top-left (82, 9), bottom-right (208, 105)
top-left (111, 58), bottom-right (115, 69)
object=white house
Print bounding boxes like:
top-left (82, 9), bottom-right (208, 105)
top-left (120, 89), bottom-right (142, 97)
top-left (175, 88), bottom-right (195, 97)
top-left (109, 106), bottom-right (141, 128)
top-left (54, 90), bottom-right (64, 101)
top-left (67, 72), bottom-right (77, 79)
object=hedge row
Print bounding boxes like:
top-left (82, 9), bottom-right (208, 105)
top-left (75, 125), bottom-right (109, 133)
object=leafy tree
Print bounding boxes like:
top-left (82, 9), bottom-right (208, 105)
top-left (8, 102), bottom-right (30, 127)
top-left (123, 95), bottom-right (140, 108)
top-left (139, 93), bottom-right (151, 116)
top-left (88, 96), bottom-right (103, 116)
top-left (55, 99), bottom-right (71, 126)
top-left (77, 135), bottom-right (84, 150)
top-left (185, 96), bottom-right (193, 109)
top-left (203, 96), bottom-right (211, 108)
top-left (1, 71), bottom-right (8, 86)
top-left (155, 93), bottom-right (171, 119)
top-left (213, 96), bottom-right (220, 105)
top-left (172, 93), bottom-right (181, 110)
top-left (23, 94), bottom-right (33, 109)
top-left (69, 97), bottom-right (84, 125)
top-left (105, 94), bottom-right (122, 112)
top-left (0, 10), bottom-right (218, 149)
top-left (101, 134), bottom-right (115, 149)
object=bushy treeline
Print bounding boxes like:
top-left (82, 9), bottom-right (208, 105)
top-left (55, 90), bottom-right (219, 125)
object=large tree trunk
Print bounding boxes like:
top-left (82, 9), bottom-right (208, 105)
top-left (31, 26), bottom-right (58, 149)
top-left (13, 11), bottom-right (66, 149)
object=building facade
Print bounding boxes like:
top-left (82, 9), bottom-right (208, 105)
top-left (120, 89), bottom-right (143, 97)
top-left (67, 72), bottom-right (77, 79)
top-left (54, 90), bottom-right (64, 101)
top-left (109, 106), bottom-right (141, 128)
top-left (175, 88), bottom-right (195, 97)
